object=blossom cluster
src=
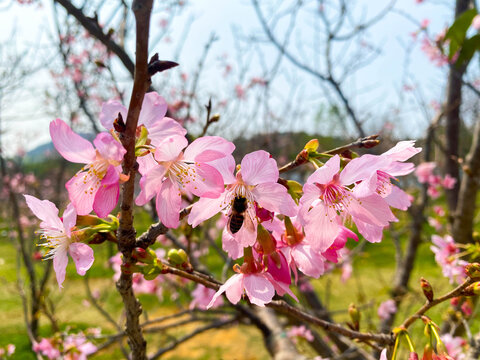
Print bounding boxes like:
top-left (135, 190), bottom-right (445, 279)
top-left (415, 162), bottom-right (456, 199)
top-left (24, 91), bottom-right (421, 310)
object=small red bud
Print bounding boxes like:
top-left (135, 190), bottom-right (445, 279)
top-left (420, 277), bottom-right (434, 302)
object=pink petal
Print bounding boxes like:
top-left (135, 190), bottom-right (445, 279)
top-left (340, 155), bottom-right (389, 185)
top-left (65, 173), bottom-right (97, 216)
top-left (222, 229), bottom-right (245, 259)
top-left (240, 150), bottom-right (279, 185)
top-left (383, 161), bottom-right (415, 177)
top-left (207, 273), bottom-right (243, 308)
top-left (307, 155), bottom-right (339, 185)
top-left (137, 153), bottom-right (159, 175)
top-left (62, 203), bottom-right (77, 237)
top-left (135, 164), bottom-right (167, 206)
top-left (53, 248), bottom-right (68, 288)
top-left (264, 272), bottom-right (298, 302)
top-left (93, 182), bottom-right (119, 218)
top-left (50, 119), bottom-right (96, 164)
top-left (154, 136), bottom-right (188, 162)
top-left (348, 194), bottom-right (396, 227)
top-left (188, 192), bottom-right (228, 227)
top-left (24, 195), bottom-right (63, 231)
top-left (243, 274), bottom-right (275, 306)
top-left (93, 133), bottom-right (126, 162)
top-left (252, 183), bottom-right (297, 216)
top-left (99, 100), bottom-right (127, 130)
top-left (302, 204), bottom-right (340, 252)
top-left (147, 117), bottom-right (187, 146)
top-left (291, 244), bottom-right (325, 278)
top-left (183, 163), bottom-right (224, 198)
top-left (184, 136), bottom-right (235, 163)
top-left (355, 220), bottom-right (384, 243)
top-left (382, 140), bottom-right (421, 162)
top-left (69, 242), bottom-right (94, 276)
top-left (232, 213), bottom-right (257, 248)
top-left (299, 183), bottom-right (322, 211)
top-left (138, 92), bottom-right (168, 128)
top-left (156, 178), bottom-right (182, 228)
top-left (385, 185), bottom-right (411, 210)
top-left (207, 156), bottom-right (236, 184)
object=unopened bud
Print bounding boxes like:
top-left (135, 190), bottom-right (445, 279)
top-left (304, 139), bottom-right (319, 153)
top-left (167, 249), bottom-right (192, 272)
top-left (408, 352), bottom-right (419, 360)
top-left (361, 139), bottom-right (380, 149)
top-left (209, 113), bottom-right (221, 123)
top-left (132, 247), bottom-right (157, 264)
top-left (420, 277), bottom-right (434, 302)
top-left (462, 282), bottom-right (480, 296)
top-left (348, 303), bottom-right (360, 331)
top-left (113, 112), bottom-right (126, 133)
top-left (256, 225), bottom-right (276, 255)
top-left (465, 263), bottom-right (480, 279)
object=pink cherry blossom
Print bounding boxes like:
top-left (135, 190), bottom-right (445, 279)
top-left (190, 284), bottom-right (223, 310)
top-left (50, 119), bottom-right (126, 218)
top-left (99, 92), bottom-right (186, 147)
top-left (63, 333), bottom-right (97, 360)
top-left (189, 150), bottom-right (297, 249)
top-left (207, 269), bottom-right (295, 308)
top-left (136, 136), bottom-right (235, 228)
top-left (379, 349), bottom-right (388, 360)
top-left (415, 162), bottom-right (436, 183)
top-left (287, 325), bottom-right (314, 343)
top-left (431, 235), bottom-right (467, 284)
top-left (24, 195), bottom-right (94, 288)
top-left (377, 299), bottom-right (397, 320)
top-left (440, 334), bottom-right (467, 360)
top-left (298, 155), bottom-right (397, 251)
top-left (33, 339), bottom-right (61, 360)
top-left (442, 174), bottom-right (457, 189)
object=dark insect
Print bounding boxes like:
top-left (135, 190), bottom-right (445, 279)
top-left (228, 196), bottom-right (248, 234)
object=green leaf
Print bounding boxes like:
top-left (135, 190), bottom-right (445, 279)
top-left (445, 8), bottom-right (477, 59)
top-left (457, 34), bottom-right (480, 65)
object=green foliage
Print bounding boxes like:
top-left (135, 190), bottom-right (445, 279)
top-left (444, 8), bottom-right (479, 66)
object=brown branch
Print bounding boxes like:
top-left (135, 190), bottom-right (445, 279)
top-left (115, 1), bottom-right (153, 359)
top-left (400, 278), bottom-right (475, 329)
top-left (278, 134), bottom-right (380, 174)
top-left (452, 118), bottom-right (480, 244)
top-left (54, 0), bottom-right (135, 76)
top-left (160, 263), bottom-right (394, 346)
top-left (148, 317), bottom-right (238, 360)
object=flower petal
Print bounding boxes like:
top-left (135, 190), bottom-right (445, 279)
top-left (302, 204), bottom-right (340, 252)
top-left (69, 242), bottom-right (94, 276)
top-left (222, 229), bottom-right (245, 259)
top-left (94, 176), bottom-right (119, 218)
top-left (154, 136), bottom-right (188, 162)
top-left (136, 164), bottom-right (167, 206)
top-left (156, 178), bottom-right (182, 228)
top-left (207, 156), bottom-right (236, 184)
top-left (147, 117), bottom-right (187, 146)
top-left (291, 244), bottom-right (325, 278)
top-left (207, 273), bottom-right (243, 308)
top-left (243, 274), bottom-right (275, 306)
top-left (240, 150), bottom-right (279, 185)
top-left (62, 203), bottom-right (77, 237)
top-left (384, 185), bottom-right (412, 210)
top-left (53, 248), bottom-right (68, 288)
top-left (382, 140), bottom-right (421, 162)
top-left (184, 136), bottom-right (235, 163)
top-left (93, 133), bottom-right (126, 162)
top-left (24, 195), bottom-right (63, 231)
top-left (252, 182), bottom-right (297, 216)
top-left (307, 155), bottom-right (339, 185)
top-left (188, 192), bottom-right (228, 227)
top-left (138, 92), bottom-right (168, 128)
top-left (50, 118), bottom-right (96, 164)
top-left (183, 163), bottom-right (224, 198)
top-left (99, 100), bottom-right (127, 130)
top-left (65, 173), bottom-right (97, 216)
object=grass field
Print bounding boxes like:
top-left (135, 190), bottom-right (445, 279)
top-left (0, 215), bottom-right (473, 359)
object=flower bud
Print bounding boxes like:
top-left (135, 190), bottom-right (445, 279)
top-left (462, 282), bottom-right (480, 296)
top-left (121, 263), bottom-right (142, 275)
top-left (348, 303), bottom-right (360, 331)
top-left (113, 112), bottom-right (126, 133)
top-left (420, 277), bottom-right (434, 302)
top-left (304, 139), bottom-right (319, 153)
top-left (132, 247), bottom-right (157, 264)
top-left (256, 225), bottom-right (276, 255)
top-left (167, 249), bottom-right (192, 272)
top-left (408, 352), bottom-right (419, 360)
top-left (465, 263), bottom-right (480, 279)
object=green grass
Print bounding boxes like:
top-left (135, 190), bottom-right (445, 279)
top-left (0, 211), bottom-right (468, 359)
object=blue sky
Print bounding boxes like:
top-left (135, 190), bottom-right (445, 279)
top-left (0, 0), bottom-right (460, 156)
